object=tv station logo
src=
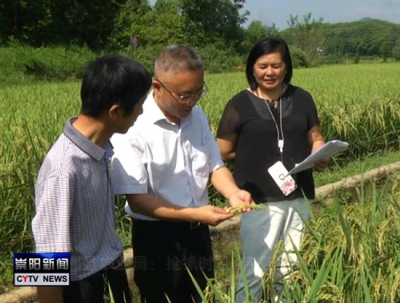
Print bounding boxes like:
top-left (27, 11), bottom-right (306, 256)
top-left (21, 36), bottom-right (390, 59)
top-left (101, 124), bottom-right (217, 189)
top-left (14, 253), bottom-right (70, 286)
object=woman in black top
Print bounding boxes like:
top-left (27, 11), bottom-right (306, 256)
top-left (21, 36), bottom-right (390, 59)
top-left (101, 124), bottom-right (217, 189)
top-left (217, 38), bottom-right (328, 302)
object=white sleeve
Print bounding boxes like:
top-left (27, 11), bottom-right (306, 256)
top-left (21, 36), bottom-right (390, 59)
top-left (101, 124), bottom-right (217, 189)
top-left (110, 131), bottom-right (148, 195)
top-left (32, 176), bottom-right (72, 252)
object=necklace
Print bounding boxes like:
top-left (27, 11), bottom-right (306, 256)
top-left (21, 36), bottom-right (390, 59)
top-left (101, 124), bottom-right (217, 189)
top-left (252, 87), bottom-right (285, 161)
top-left (264, 96), bottom-right (284, 162)
top-left (270, 99), bottom-right (279, 108)
top-left (255, 84), bottom-right (287, 107)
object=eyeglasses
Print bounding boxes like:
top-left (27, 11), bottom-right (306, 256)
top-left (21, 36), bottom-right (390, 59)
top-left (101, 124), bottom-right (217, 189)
top-left (156, 79), bottom-right (208, 104)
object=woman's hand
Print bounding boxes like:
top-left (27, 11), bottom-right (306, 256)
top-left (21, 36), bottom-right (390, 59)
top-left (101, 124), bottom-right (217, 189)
top-left (314, 158), bottom-right (329, 172)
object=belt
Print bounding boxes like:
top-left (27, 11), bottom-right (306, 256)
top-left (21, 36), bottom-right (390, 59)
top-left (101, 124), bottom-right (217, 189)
top-left (133, 219), bottom-right (202, 230)
top-left (188, 221), bottom-right (201, 230)
top-left (175, 221), bottom-right (202, 230)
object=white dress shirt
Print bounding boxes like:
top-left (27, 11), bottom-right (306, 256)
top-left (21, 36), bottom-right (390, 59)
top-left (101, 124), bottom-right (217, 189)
top-left (111, 92), bottom-right (224, 221)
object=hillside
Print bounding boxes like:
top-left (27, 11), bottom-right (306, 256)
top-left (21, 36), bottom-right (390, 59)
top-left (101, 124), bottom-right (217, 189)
top-left (325, 19), bottom-right (400, 56)
top-left (281, 18), bottom-right (400, 58)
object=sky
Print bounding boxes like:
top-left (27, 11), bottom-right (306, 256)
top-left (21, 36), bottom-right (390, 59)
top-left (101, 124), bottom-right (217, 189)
top-left (149, 0), bottom-right (400, 29)
top-left (243, 0), bottom-right (400, 29)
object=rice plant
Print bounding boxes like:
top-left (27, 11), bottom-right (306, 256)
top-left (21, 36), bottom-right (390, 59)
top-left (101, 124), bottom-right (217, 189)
top-left (191, 176), bottom-right (400, 303)
top-left (1, 63), bottom-right (400, 297)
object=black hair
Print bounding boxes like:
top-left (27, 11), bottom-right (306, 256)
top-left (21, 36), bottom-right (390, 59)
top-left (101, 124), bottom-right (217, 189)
top-left (245, 38), bottom-right (293, 90)
top-left (80, 55), bottom-right (152, 117)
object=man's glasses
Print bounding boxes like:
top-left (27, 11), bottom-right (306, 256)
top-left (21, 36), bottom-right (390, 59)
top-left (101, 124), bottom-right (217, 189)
top-left (156, 79), bottom-right (208, 104)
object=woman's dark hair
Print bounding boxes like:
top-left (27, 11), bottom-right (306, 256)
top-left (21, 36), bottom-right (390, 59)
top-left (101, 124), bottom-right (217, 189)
top-left (245, 38), bottom-right (293, 90)
top-left (80, 55), bottom-right (152, 117)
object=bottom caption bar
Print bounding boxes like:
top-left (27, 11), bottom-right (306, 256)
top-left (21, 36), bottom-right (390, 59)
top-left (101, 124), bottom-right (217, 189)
top-left (14, 273), bottom-right (70, 286)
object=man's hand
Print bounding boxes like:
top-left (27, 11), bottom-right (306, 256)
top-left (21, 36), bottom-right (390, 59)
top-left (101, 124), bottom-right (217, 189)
top-left (192, 205), bottom-right (234, 226)
top-left (209, 167), bottom-right (254, 213)
top-left (228, 189), bottom-right (254, 213)
top-left (314, 158), bottom-right (329, 172)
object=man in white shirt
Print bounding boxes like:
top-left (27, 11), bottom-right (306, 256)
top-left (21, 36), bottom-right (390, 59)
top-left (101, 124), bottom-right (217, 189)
top-left (111, 45), bottom-right (253, 303)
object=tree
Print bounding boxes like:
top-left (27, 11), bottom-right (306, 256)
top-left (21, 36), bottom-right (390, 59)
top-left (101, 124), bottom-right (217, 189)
top-left (111, 0), bottom-right (189, 49)
top-left (283, 13), bottom-right (325, 66)
top-left (109, 0), bottom-right (152, 49)
top-left (0, 0), bottom-right (52, 45)
top-left (179, 0), bottom-right (249, 50)
top-left (379, 26), bottom-right (398, 60)
top-left (321, 19), bottom-right (400, 59)
top-left (243, 20), bottom-right (268, 50)
top-left (47, 0), bottom-right (127, 50)
top-left (148, 0), bottom-right (186, 45)
top-left (0, 0), bottom-right (129, 49)
top-left (393, 38), bottom-right (400, 61)
top-left (242, 20), bottom-right (279, 51)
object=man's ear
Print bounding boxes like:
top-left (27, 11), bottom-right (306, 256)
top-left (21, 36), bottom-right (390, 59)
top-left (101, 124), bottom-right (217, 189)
top-left (109, 105), bottom-right (122, 119)
top-left (152, 80), bottom-right (161, 92)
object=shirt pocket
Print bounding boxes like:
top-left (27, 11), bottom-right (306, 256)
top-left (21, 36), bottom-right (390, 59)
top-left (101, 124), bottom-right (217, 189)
top-left (191, 144), bottom-right (210, 178)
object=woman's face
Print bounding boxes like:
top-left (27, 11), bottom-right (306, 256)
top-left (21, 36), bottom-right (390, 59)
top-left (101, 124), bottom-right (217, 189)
top-left (253, 51), bottom-right (286, 93)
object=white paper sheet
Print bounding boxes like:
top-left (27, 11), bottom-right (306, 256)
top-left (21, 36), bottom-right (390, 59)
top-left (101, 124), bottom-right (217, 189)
top-left (287, 140), bottom-right (349, 175)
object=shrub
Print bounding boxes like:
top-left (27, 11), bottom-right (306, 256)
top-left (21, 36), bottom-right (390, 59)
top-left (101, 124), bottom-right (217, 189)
top-left (0, 43), bottom-right (246, 85)
top-left (0, 42), bottom-right (97, 85)
top-left (197, 43), bottom-right (244, 74)
top-left (289, 46), bottom-right (309, 68)
top-left (23, 45), bottom-right (96, 81)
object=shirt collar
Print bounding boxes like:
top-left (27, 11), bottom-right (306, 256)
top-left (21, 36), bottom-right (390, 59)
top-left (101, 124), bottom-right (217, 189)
top-left (63, 117), bottom-right (109, 161)
top-left (143, 91), bottom-right (169, 124)
top-left (144, 91), bottom-right (196, 126)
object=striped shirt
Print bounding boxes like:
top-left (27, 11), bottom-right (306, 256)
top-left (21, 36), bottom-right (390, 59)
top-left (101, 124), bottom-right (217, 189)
top-left (32, 118), bottom-right (123, 281)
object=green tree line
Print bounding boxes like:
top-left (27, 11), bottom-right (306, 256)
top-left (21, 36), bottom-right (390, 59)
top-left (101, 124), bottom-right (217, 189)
top-left (1, 0), bottom-right (400, 66)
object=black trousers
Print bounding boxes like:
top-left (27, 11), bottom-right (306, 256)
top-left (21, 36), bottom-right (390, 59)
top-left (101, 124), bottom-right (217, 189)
top-left (132, 219), bottom-right (214, 303)
top-left (62, 255), bottom-right (131, 303)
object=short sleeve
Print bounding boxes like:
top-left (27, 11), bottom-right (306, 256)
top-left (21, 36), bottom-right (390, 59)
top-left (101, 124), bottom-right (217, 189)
top-left (32, 176), bottom-right (72, 252)
top-left (111, 131), bottom-right (148, 195)
top-left (217, 98), bottom-right (240, 139)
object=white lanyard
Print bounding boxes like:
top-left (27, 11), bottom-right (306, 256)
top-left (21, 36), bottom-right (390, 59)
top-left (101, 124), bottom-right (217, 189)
top-left (264, 96), bottom-right (284, 162)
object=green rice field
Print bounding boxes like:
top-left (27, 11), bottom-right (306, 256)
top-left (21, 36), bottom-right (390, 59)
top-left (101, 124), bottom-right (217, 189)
top-left (1, 63), bottom-right (400, 301)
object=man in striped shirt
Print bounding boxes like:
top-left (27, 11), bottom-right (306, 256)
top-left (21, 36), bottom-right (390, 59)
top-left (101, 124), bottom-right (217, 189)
top-left (31, 55), bottom-right (152, 303)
